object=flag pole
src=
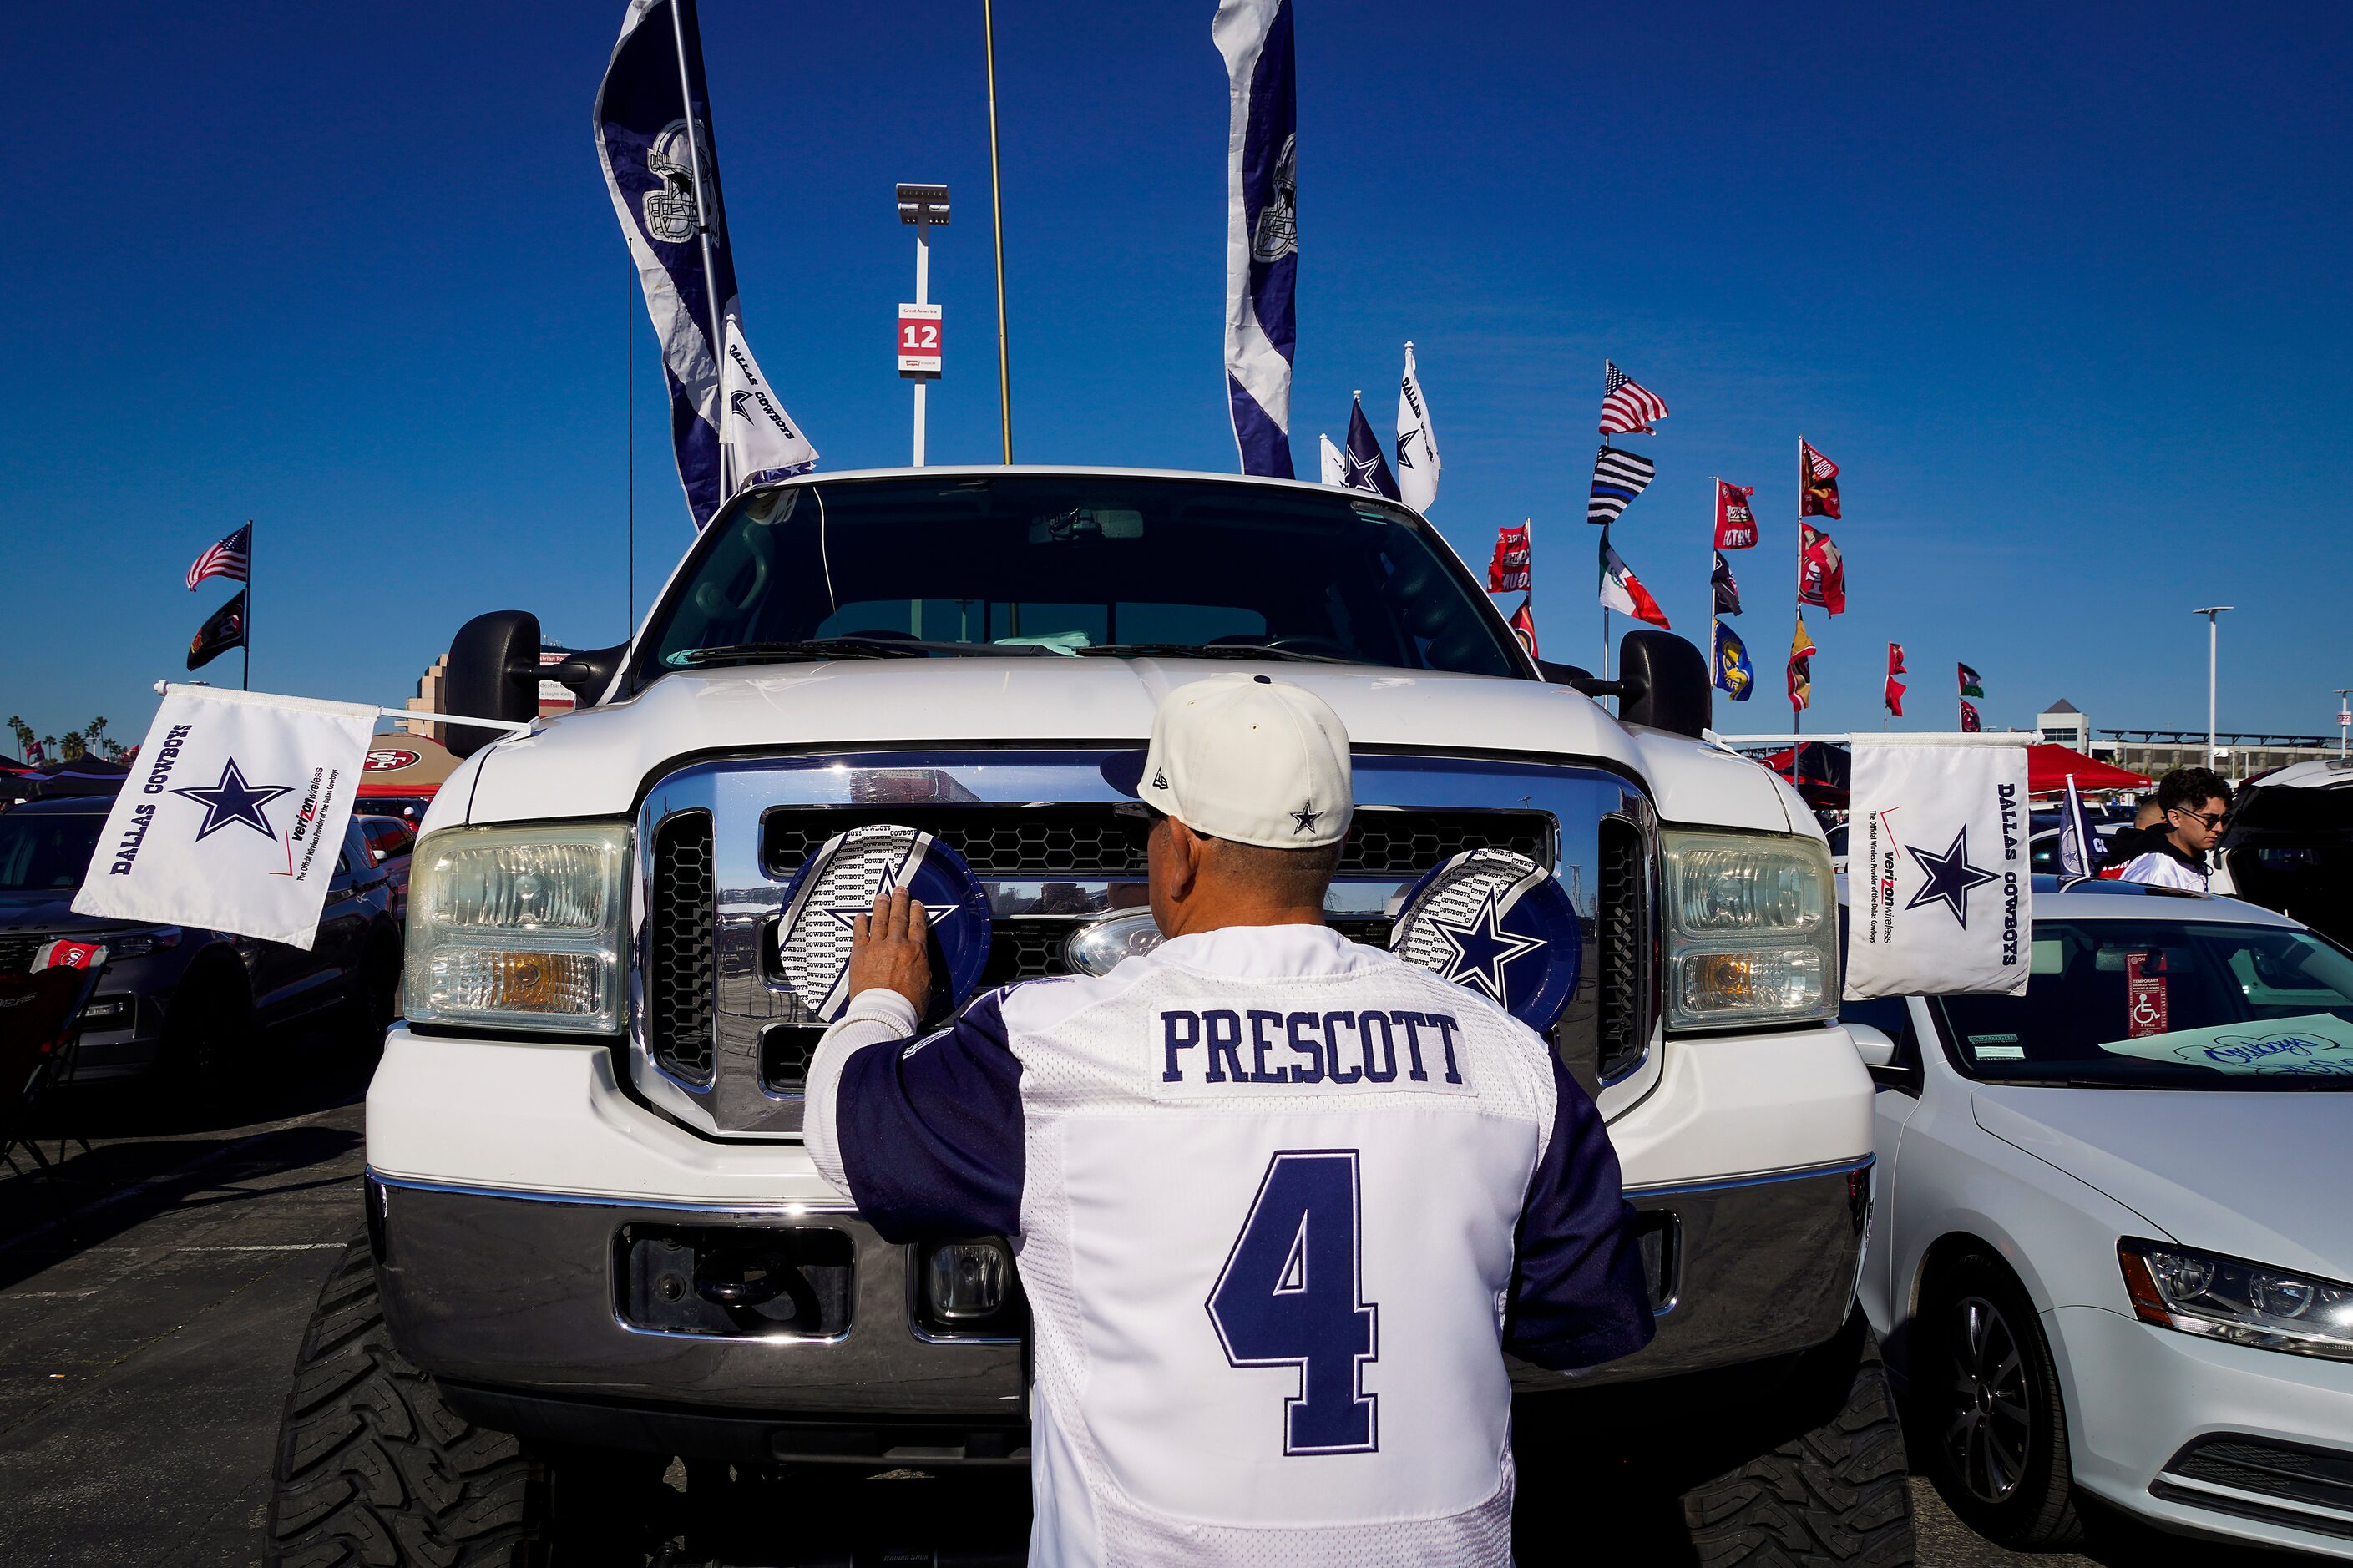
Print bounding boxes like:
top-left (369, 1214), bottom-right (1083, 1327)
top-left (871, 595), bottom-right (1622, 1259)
top-left (667, 0), bottom-right (731, 501)
top-left (627, 255), bottom-right (636, 639)
top-left (984, 0), bottom-right (1014, 463)
top-left (242, 520), bottom-right (252, 692)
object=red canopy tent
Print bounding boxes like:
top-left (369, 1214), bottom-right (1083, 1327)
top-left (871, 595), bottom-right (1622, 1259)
top-left (2027, 744), bottom-right (2149, 796)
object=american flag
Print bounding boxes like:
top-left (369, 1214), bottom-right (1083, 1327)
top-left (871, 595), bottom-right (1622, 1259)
top-left (1587, 445), bottom-right (1655, 525)
top-left (1598, 361), bottom-right (1669, 436)
top-left (186, 523), bottom-right (250, 590)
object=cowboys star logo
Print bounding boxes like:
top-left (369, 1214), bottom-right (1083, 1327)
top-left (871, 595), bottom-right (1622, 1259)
top-left (820, 857), bottom-right (953, 935)
top-left (1423, 886), bottom-right (1546, 1007)
top-left (1903, 825), bottom-right (2001, 928)
top-left (171, 757), bottom-right (293, 842)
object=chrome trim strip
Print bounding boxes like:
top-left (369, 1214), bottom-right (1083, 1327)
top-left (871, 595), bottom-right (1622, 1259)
top-left (1623, 1155), bottom-right (1873, 1200)
top-left (371, 1171), bottom-right (860, 1218)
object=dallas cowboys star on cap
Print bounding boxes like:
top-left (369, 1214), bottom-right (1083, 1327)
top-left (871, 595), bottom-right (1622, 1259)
top-left (1125, 675), bottom-right (1352, 849)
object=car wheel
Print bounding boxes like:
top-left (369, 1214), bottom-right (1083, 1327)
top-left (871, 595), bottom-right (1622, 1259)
top-left (266, 1238), bottom-right (552, 1566)
top-left (1915, 1252), bottom-right (2082, 1548)
top-left (1677, 1313), bottom-right (1916, 1565)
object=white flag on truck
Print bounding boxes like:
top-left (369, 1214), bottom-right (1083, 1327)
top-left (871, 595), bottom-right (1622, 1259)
top-left (73, 686), bottom-right (378, 949)
top-left (1845, 736), bottom-right (2033, 999)
top-left (719, 315), bottom-right (817, 492)
top-left (1394, 341), bottom-right (1440, 512)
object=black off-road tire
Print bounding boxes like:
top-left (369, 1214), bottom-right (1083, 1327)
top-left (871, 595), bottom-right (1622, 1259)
top-left (265, 1239), bottom-right (551, 1567)
top-left (1910, 1252), bottom-right (2082, 1550)
top-left (1678, 1317), bottom-right (1916, 1566)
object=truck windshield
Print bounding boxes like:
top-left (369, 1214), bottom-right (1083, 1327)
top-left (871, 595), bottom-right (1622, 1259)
top-left (0, 812), bottom-right (103, 891)
top-left (634, 474), bottom-right (1526, 684)
top-left (1934, 919), bottom-right (2353, 1090)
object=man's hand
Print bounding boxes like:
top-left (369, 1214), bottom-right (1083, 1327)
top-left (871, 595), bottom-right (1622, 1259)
top-left (847, 887), bottom-right (933, 1014)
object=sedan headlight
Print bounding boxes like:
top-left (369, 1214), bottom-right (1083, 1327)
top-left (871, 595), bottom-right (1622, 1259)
top-left (403, 823), bottom-right (630, 1034)
top-left (2118, 1239), bottom-right (2353, 1362)
top-left (1662, 828), bottom-right (1838, 1031)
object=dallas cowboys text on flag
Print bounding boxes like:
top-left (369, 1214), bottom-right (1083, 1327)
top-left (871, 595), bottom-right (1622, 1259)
top-left (1340, 393), bottom-right (1398, 499)
top-left (1215, 0), bottom-right (1297, 478)
top-left (1845, 736), bottom-right (2033, 999)
top-left (719, 316), bottom-right (817, 486)
top-left (1394, 341), bottom-right (1440, 511)
top-left (1598, 361), bottom-right (1668, 436)
top-left (1587, 445), bottom-right (1654, 525)
top-left (186, 523), bottom-right (250, 590)
top-left (73, 687), bottom-right (380, 949)
top-left (597, 0), bottom-right (813, 529)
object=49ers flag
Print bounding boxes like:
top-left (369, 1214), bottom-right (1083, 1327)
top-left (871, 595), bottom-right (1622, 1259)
top-left (1845, 736), bottom-right (2033, 999)
top-left (1799, 438), bottom-right (1841, 519)
top-left (73, 686), bottom-right (379, 949)
top-left (1714, 480), bottom-right (1757, 549)
top-left (1488, 523), bottom-right (1531, 592)
top-left (1799, 524), bottom-right (1846, 615)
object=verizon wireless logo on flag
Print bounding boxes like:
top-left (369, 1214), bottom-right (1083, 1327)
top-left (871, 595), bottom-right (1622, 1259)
top-left (1845, 736), bottom-right (2033, 1000)
top-left (73, 686), bottom-right (379, 949)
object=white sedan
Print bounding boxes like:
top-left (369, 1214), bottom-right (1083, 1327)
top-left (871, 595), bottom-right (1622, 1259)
top-left (1844, 879), bottom-right (2353, 1556)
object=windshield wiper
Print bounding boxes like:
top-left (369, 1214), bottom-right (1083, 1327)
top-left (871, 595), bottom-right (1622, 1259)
top-left (1075, 642), bottom-right (1357, 665)
top-left (667, 637), bottom-right (1050, 666)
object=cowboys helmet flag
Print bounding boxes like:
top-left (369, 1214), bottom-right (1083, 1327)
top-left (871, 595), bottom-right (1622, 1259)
top-left (1389, 848), bottom-right (1581, 1032)
top-left (772, 823), bottom-right (992, 1024)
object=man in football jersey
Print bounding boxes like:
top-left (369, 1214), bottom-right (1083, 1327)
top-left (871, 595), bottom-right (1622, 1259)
top-left (807, 675), bottom-right (1653, 1565)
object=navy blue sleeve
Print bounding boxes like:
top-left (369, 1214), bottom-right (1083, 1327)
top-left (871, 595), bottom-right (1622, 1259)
top-left (835, 988), bottom-right (1026, 1243)
top-left (1502, 1051), bottom-right (1657, 1371)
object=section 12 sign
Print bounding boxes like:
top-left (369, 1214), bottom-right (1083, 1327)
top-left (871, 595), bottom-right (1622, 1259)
top-left (898, 303), bottom-right (942, 378)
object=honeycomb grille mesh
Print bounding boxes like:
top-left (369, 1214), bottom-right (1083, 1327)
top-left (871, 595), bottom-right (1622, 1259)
top-left (650, 812), bottom-right (717, 1084)
top-left (1595, 818), bottom-right (1652, 1081)
top-left (0, 936), bottom-right (37, 976)
top-left (764, 807), bottom-right (1548, 880)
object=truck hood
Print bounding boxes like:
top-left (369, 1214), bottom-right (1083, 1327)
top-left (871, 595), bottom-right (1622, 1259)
top-left (0, 888), bottom-right (119, 938)
top-left (463, 657), bottom-right (1799, 832)
top-left (1971, 1085), bottom-right (2353, 1279)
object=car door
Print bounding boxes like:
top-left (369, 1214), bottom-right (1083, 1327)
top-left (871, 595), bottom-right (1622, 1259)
top-left (1839, 989), bottom-right (1927, 1337)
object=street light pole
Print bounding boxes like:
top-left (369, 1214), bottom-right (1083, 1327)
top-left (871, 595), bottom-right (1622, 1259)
top-left (982, 0), bottom-right (1012, 463)
top-left (2336, 687), bottom-right (2351, 760)
top-left (897, 185), bottom-right (949, 466)
top-left (2194, 605), bottom-right (2233, 770)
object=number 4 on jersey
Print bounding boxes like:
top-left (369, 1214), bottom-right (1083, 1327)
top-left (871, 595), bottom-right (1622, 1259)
top-left (1207, 1149), bottom-right (1379, 1454)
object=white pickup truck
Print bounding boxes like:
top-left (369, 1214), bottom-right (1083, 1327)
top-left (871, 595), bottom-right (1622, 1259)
top-left (266, 468), bottom-right (1907, 1565)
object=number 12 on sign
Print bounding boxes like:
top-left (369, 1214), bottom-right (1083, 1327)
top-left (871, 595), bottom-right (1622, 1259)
top-left (1207, 1148), bottom-right (1379, 1455)
top-left (898, 303), bottom-right (942, 378)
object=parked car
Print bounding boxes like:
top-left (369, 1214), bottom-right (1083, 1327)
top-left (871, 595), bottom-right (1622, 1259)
top-left (355, 813), bottom-right (415, 923)
top-left (2214, 757), bottom-right (2353, 948)
top-left (1844, 878), bottom-right (2353, 1556)
top-left (0, 794), bottom-right (404, 1080)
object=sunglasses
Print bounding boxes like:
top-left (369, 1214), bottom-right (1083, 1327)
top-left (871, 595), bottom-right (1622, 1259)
top-left (2172, 808), bottom-right (2228, 830)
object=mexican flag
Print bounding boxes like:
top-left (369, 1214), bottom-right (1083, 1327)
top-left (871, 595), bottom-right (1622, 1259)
top-left (1599, 530), bottom-right (1670, 628)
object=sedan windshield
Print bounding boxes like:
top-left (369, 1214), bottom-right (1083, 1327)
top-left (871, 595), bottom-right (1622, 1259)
top-left (0, 813), bottom-right (103, 891)
top-left (633, 475), bottom-right (1525, 685)
top-left (1936, 919), bottom-right (2353, 1090)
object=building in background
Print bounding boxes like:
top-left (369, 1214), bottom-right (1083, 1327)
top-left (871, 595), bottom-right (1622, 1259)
top-left (2037, 697), bottom-right (2333, 782)
top-left (404, 642), bottom-right (579, 746)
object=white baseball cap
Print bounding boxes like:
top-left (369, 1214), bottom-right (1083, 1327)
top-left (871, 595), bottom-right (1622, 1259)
top-left (1131, 675), bottom-right (1353, 849)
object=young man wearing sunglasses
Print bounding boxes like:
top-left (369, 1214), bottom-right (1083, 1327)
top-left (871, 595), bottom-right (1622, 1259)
top-left (2115, 765), bottom-right (2232, 890)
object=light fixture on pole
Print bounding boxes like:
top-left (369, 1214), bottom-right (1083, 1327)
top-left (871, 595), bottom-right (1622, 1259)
top-left (2336, 687), bottom-right (2351, 760)
top-left (896, 184), bottom-right (949, 466)
top-left (2194, 605), bottom-right (2233, 768)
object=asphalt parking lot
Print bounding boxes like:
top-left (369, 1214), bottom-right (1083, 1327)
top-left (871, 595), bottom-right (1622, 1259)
top-left (0, 1034), bottom-right (2317, 1568)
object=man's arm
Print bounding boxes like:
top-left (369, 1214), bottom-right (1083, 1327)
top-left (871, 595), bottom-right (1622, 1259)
top-left (1502, 1052), bottom-right (1657, 1371)
top-left (804, 889), bottom-right (1026, 1243)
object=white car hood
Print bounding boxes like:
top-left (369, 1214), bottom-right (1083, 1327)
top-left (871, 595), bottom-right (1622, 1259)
top-left (462, 657), bottom-right (1798, 832)
top-left (1972, 1085), bottom-right (2353, 1279)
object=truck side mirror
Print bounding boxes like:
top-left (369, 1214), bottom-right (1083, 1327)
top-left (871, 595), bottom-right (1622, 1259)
top-left (444, 610), bottom-right (543, 759)
top-left (550, 643), bottom-right (628, 709)
top-left (1617, 630), bottom-right (1712, 739)
top-left (1536, 660), bottom-right (1595, 688)
top-left (1844, 1021), bottom-right (1897, 1069)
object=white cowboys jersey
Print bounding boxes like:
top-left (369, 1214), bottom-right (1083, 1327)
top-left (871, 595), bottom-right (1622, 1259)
top-left (807, 923), bottom-right (1652, 1567)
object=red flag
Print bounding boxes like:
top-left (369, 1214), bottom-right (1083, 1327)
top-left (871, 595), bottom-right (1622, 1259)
top-left (1799, 524), bottom-right (1846, 615)
top-left (1799, 439), bottom-right (1841, 519)
top-left (1885, 680), bottom-right (1905, 717)
top-left (1488, 523), bottom-right (1531, 593)
top-left (1885, 641), bottom-right (1907, 716)
top-left (1960, 698), bottom-right (1982, 733)
top-left (1713, 480), bottom-right (1758, 549)
top-left (1508, 599), bottom-right (1539, 659)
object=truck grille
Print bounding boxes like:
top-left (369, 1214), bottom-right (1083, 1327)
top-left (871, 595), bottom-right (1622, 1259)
top-left (0, 936), bottom-right (37, 975)
top-left (649, 812), bottom-right (717, 1084)
top-left (1595, 817), bottom-right (1657, 1082)
top-left (764, 806), bottom-right (1549, 881)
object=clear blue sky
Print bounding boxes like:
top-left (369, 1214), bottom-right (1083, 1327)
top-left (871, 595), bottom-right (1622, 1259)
top-left (6, 1), bottom-right (2350, 751)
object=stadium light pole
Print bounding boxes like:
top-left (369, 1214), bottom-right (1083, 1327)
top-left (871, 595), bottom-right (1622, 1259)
top-left (897, 184), bottom-right (949, 466)
top-left (983, 0), bottom-right (1013, 463)
top-left (2194, 605), bottom-right (2233, 768)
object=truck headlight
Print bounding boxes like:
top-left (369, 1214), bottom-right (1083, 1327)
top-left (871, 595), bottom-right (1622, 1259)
top-left (1662, 828), bottom-right (1837, 1031)
top-left (403, 823), bottom-right (630, 1034)
top-left (2118, 1239), bottom-right (2353, 1362)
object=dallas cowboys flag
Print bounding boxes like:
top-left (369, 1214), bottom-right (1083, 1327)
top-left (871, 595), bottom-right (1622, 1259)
top-left (2057, 773), bottom-right (2098, 879)
top-left (1342, 393), bottom-right (1399, 499)
top-left (1318, 432), bottom-right (1345, 485)
top-left (73, 686), bottom-right (378, 949)
top-left (1215, 0), bottom-right (1297, 478)
top-left (1845, 736), bottom-right (2033, 1000)
top-left (597, 0), bottom-right (813, 529)
top-left (1394, 341), bottom-right (1440, 512)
